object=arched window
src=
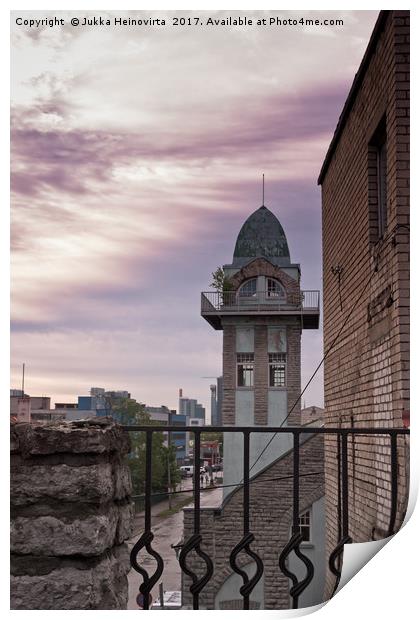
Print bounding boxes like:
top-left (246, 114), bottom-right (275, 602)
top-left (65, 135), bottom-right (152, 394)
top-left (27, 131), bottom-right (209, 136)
top-left (238, 278), bottom-right (257, 298)
top-left (266, 278), bottom-right (286, 299)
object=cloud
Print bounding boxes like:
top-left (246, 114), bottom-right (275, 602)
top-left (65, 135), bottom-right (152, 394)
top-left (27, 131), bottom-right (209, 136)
top-left (10, 10), bottom-right (379, 411)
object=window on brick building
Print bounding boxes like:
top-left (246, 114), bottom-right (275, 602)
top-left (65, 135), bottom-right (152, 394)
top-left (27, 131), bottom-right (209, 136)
top-left (369, 116), bottom-right (388, 240)
top-left (266, 277), bottom-right (286, 299)
top-left (237, 353), bottom-right (254, 387)
top-left (238, 278), bottom-right (257, 297)
top-left (269, 353), bottom-right (286, 387)
top-left (298, 510), bottom-right (311, 541)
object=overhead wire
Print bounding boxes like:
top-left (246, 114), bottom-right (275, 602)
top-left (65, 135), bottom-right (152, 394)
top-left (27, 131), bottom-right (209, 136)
top-left (246, 223), bottom-right (409, 476)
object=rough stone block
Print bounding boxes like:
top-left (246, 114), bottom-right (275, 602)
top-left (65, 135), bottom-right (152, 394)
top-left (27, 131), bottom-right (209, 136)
top-left (11, 506), bottom-right (122, 556)
top-left (113, 463), bottom-right (132, 500)
top-left (10, 544), bottom-right (130, 610)
top-left (11, 463), bottom-right (114, 506)
top-left (12, 418), bottom-right (131, 459)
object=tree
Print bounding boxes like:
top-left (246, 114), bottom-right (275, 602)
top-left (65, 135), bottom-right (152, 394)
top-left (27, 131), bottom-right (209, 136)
top-left (210, 266), bottom-right (234, 293)
top-left (111, 399), bottom-right (180, 498)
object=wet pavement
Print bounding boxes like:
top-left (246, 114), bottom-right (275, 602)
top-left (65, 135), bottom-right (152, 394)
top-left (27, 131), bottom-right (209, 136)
top-left (127, 477), bottom-right (223, 609)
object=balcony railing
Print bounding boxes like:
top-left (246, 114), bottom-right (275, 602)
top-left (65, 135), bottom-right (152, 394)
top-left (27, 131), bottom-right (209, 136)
top-left (202, 290), bottom-right (319, 312)
top-left (201, 291), bottom-right (320, 329)
top-left (124, 425), bottom-right (408, 610)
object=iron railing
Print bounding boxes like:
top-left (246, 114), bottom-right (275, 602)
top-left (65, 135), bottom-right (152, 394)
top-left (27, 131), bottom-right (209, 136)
top-left (201, 290), bottom-right (320, 314)
top-left (124, 425), bottom-right (409, 610)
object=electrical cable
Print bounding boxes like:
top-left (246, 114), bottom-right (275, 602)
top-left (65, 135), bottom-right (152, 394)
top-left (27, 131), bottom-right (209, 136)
top-left (131, 469), bottom-right (325, 502)
top-left (246, 223), bottom-right (408, 476)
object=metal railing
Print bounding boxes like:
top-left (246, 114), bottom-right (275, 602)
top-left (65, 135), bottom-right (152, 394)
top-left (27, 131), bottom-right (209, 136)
top-left (201, 290), bottom-right (320, 313)
top-left (124, 425), bottom-right (408, 610)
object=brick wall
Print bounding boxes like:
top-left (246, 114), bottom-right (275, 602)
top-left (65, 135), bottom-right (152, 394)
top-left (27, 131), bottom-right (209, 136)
top-left (10, 419), bottom-right (133, 610)
top-left (229, 257), bottom-right (300, 302)
top-left (182, 434), bottom-right (324, 609)
top-left (286, 325), bottom-right (302, 425)
top-left (320, 10), bottom-right (409, 596)
top-left (221, 317), bottom-right (302, 426)
top-left (254, 325), bottom-right (268, 424)
top-left (222, 324), bottom-right (236, 424)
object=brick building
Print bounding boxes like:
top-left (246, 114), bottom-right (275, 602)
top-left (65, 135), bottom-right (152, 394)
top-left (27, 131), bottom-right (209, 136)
top-left (318, 10), bottom-right (410, 597)
top-left (181, 205), bottom-right (325, 609)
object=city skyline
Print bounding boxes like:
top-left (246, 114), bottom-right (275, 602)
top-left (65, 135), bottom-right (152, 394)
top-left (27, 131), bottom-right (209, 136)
top-left (11, 10), bottom-right (379, 413)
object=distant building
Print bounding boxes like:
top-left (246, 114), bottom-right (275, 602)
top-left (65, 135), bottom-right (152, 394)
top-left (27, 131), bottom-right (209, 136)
top-left (30, 410), bottom-right (66, 424)
top-left (301, 405), bottom-right (324, 427)
top-left (171, 413), bottom-right (188, 463)
top-left (210, 385), bottom-right (217, 425)
top-left (54, 403), bottom-right (78, 410)
top-left (216, 376), bottom-right (223, 426)
top-left (10, 393), bottom-right (50, 415)
top-left (75, 387), bottom-right (132, 419)
top-left (10, 389), bottom-right (25, 397)
top-left (10, 392), bottom-right (62, 424)
top-left (201, 440), bottom-right (221, 467)
top-left (178, 389), bottom-right (206, 421)
top-left (145, 405), bottom-right (172, 424)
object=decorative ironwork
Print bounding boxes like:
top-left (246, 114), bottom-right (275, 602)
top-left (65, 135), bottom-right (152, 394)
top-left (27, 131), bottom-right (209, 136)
top-left (279, 531), bottom-right (315, 605)
top-left (178, 533), bottom-right (214, 607)
top-left (178, 430), bottom-right (213, 609)
top-left (278, 432), bottom-right (315, 608)
top-left (229, 432), bottom-right (264, 609)
top-left (130, 531), bottom-right (164, 606)
top-left (124, 424), bottom-right (409, 610)
top-left (129, 431), bottom-right (164, 610)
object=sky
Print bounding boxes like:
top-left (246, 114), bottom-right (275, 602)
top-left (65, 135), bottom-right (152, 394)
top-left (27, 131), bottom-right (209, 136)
top-left (10, 9), bottom-right (379, 417)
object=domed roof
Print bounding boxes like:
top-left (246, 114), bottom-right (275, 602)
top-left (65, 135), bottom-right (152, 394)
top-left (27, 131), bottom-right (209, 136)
top-left (233, 206), bottom-right (290, 261)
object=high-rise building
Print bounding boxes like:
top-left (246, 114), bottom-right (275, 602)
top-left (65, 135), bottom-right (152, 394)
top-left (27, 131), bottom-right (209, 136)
top-left (210, 384), bottom-right (217, 426)
top-left (216, 376), bottom-right (223, 427)
top-left (178, 391), bottom-right (206, 421)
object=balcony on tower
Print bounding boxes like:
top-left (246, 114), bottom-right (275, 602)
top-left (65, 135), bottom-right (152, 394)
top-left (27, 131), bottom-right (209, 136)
top-left (201, 288), bottom-right (320, 330)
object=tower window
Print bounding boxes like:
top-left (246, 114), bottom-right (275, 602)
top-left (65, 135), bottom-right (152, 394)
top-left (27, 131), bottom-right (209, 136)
top-left (237, 353), bottom-right (254, 387)
top-left (269, 353), bottom-right (286, 387)
top-left (238, 278), bottom-right (257, 297)
top-left (266, 278), bottom-right (286, 299)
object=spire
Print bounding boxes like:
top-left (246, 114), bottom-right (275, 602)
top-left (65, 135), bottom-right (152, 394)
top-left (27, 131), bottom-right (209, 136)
top-left (262, 173), bottom-right (265, 206)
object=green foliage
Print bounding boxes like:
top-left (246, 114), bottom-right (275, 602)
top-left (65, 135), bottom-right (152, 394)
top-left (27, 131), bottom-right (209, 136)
top-left (210, 266), bottom-right (233, 293)
top-left (111, 398), bottom-right (181, 496)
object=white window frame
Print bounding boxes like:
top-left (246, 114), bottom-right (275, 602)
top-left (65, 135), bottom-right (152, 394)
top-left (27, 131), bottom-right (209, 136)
top-left (266, 277), bottom-right (286, 300)
top-left (238, 278), bottom-right (257, 298)
top-left (298, 509), bottom-right (311, 542)
top-left (268, 353), bottom-right (286, 387)
top-left (237, 353), bottom-right (254, 387)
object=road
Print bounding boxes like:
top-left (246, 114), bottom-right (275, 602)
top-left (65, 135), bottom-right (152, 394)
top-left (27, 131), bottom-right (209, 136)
top-left (127, 477), bottom-right (223, 609)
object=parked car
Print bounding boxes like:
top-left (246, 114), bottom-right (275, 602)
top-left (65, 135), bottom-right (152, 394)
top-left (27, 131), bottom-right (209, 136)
top-left (180, 465), bottom-right (194, 477)
top-left (180, 465), bottom-right (207, 477)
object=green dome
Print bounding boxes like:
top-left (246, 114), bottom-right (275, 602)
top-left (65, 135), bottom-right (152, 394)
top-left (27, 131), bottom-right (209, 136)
top-left (233, 206), bottom-right (290, 260)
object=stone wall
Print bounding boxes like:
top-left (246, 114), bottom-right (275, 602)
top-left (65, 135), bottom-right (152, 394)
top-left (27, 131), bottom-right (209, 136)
top-left (10, 418), bottom-right (134, 610)
top-left (319, 10), bottom-right (410, 597)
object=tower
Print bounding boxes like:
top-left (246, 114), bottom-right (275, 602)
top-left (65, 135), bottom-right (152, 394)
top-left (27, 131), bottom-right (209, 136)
top-left (201, 205), bottom-right (319, 494)
top-left (183, 201), bottom-right (325, 610)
